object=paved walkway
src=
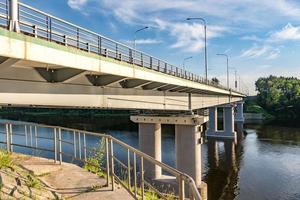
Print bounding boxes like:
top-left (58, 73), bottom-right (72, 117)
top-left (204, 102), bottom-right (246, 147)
top-left (2, 153), bottom-right (133, 200)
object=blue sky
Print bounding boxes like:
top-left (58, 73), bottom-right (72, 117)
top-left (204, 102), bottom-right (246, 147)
top-left (21, 0), bottom-right (300, 94)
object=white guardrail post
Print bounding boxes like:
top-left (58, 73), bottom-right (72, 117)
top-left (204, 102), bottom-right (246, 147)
top-left (9, 0), bottom-right (20, 32)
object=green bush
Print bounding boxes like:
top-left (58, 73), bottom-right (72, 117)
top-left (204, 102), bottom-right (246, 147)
top-left (0, 150), bottom-right (13, 169)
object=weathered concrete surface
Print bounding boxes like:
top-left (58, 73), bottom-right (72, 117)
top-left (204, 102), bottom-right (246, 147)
top-left (7, 153), bottom-right (133, 200)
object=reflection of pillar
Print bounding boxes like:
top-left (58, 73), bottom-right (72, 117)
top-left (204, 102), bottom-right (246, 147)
top-left (207, 139), bottom-right (219, 168)
top-left (224, 140), bottom-right (237, 172)
top-left (175, 124), bottom-right (201, 187)
top-left (139, 123), bottom-right (161, 179)
top-left (206, 107), bottom-right (217, 136)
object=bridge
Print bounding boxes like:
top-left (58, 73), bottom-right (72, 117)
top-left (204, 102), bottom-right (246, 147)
top-left (0, 1), bottom-right (247, 199)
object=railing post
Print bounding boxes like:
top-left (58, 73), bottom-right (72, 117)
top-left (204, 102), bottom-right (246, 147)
top-left (64, 35), bottom-right (68, 46)
top-left (133, 152), bottom-right (137, 198)
top-left (54, 128), bottom-right (57, 163)
top-left (105, 137), bottom-right (110, 187)
top-left (78, 132), bottom-right (81, 159)
top-left (76, 28), bottom-right (79, 48)
top-left (179, 175), bottom-right (185, 200)
top-left (127, 149), bottom-right (131, 190)
top-left (109, 138), bottom-right (115, 191)
top-left (33, 25), bottom-right (37, 38)
top-left (73, 131), bottom-right (76, 158)
top-left (87, 43), bottom-right (90, 52)
top-left (150, 57), bottom-right (153, 69)
top-left (34, 126), bottom-right (38, 148)
top-left (9, 124), bottom-right (13, 152)
top-left (129, 49), bottom-right (133, 64)
top-left (24, 125), bottom-right (28, 146)
top-left (9, 0), bottom-right (20, 32)
top-left (98, 36), bottom-right (101, 55)
top-left (115, 44), bottom-right (118, 59)
top-left (5, 124), bottom-right (10, 152)
top-left (83, 133), bottom-right (87, 161)
top-left (58, 128), bottom-right (62, 164)
top-left (30, 125), bottom-right (33, 147)
top-left (140, 157), bottom-right (145, 200)
top-left (164, 63), bottom-right (167, 73)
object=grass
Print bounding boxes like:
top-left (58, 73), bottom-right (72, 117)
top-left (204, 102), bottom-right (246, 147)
top-left (0, 150), bottom-right (13, 169)
top-left (83, 138), bottom-right (106, 178)
top-left (25, 174), bottom-right (41, 189)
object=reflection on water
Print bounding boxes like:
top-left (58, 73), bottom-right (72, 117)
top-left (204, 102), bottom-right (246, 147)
top-left (1, 115), bottom-right (300, 200)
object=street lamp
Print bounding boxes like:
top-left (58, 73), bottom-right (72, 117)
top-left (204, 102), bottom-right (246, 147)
top-left (182, 56), bottom-right (193, 70)
top-left (216, 53), bottom-right (229, 89)
top-left (186, 17), bottom-right (208, 82)
top-left (133, 26), bottom-right (149, 50)
top-left (229, 67), bottom-right (238, 90)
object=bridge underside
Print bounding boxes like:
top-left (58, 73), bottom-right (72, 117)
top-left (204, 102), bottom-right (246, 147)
top-left (0, 63), bottom-right (241, 110)
top-left (0, 28), bottom-right (243, 110)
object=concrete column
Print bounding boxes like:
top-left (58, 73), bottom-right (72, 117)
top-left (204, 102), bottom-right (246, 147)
top-left (206, 107), bottom-right (217, 136)
top-left (175, 124), bottom-right (201, 187)
top-left (223, 105), bottom-right (236, 138)
top-left (235, 102), bottom-right (244, 122)
top-left (139, 123), bottom-right (161, 179)
top-left (9, 0), bottom-right (20, 32)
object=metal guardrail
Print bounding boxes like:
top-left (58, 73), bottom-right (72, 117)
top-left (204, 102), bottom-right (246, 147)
top-left (0, 0), bottom-right (245, 95)
top-left (0, 120), bottom-right (201, 200)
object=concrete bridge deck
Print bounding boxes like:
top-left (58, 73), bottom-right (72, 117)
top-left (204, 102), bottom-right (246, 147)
top-left (0, 0), bottom-right (245, 111)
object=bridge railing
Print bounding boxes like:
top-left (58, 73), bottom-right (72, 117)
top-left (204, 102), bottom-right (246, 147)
top-left (0, 0), bottom-right (245, 95)
top-left (0, 120), bottom-right (201, 200)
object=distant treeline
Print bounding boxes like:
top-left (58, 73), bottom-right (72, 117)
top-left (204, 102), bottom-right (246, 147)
top-left (255, 75), bottom-right (300, 120)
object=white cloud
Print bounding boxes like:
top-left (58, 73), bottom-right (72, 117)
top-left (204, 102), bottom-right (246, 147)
top-left (240, 44), bottom-right (280, 60)
top-left (123, 39), bottom-right (162, 46)
top-left (266, 48), bottom-right (280, 60)
top-left (269, 23), bottom-right (300, 42)
top-left (241, 35), bottom-right (263, 42)
top-left (240, 44), bottom-right (270, 58)
top-left (135, 39), bottom-right (162, 45)
top-left (67, 0), bottom-right (87, 10)
top-left (155, 19), bottom-right (228, 52)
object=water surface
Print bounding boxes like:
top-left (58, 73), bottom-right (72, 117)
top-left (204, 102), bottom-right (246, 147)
top-left (0, 115), bottom-right (299, 200)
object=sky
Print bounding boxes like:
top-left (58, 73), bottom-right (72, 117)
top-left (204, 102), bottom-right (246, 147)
top-left (21, 0), bottom-right (300, 95)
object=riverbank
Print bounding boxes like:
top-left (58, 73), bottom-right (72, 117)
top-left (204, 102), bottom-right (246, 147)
top-left (0, 151), bottom-right (132, 200)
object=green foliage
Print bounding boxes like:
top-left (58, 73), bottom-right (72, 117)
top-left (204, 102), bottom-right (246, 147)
top-left (25, 174), bottom-right (41, 189)
top-left (83, 138), bottom-right (105, 177)
top-left (0, 150), bottom-right (13, 169)
top-left (255, 75), bottom-right (300, 120)
top-left (211, 77), bottom-right (220, 85)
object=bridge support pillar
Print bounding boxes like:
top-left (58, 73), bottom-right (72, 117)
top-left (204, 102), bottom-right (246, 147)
top-left (235, 101), bottom-right (245, 141)
top-left (131, 115), bottom-right (208, 196)
top-left (235, 101), bottom-right (244, 123)
top-left (224, 105), bottom-right (236, 138)
top-left (138, 123), bottom-right (162, 180)
top-left (206, 105), bottom-right (236, 139)
top-left (206, 107), bottom-right (217, 136)
top-left (175, 124), bottom-right (202, 187)
top-left (9, 0), bottom-right (20, 32)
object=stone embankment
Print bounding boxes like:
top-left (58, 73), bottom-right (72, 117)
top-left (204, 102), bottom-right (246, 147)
top-left (0, 152), bottom-right (133, 200)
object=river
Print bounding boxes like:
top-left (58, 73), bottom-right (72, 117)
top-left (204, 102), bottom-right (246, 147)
top-left (0, 114), bottom-right (299, 200)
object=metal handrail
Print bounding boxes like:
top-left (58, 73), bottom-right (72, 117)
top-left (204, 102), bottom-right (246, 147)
top-left (0, 120), bottom-right (201, 200)
top-left (0, 0), bottom-right (245, 95)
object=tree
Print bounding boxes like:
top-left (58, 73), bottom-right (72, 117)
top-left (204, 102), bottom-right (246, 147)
top-left (211, 77), bottom-right (220, 85)
top-left (255, 75), bottom-right (300, 120)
